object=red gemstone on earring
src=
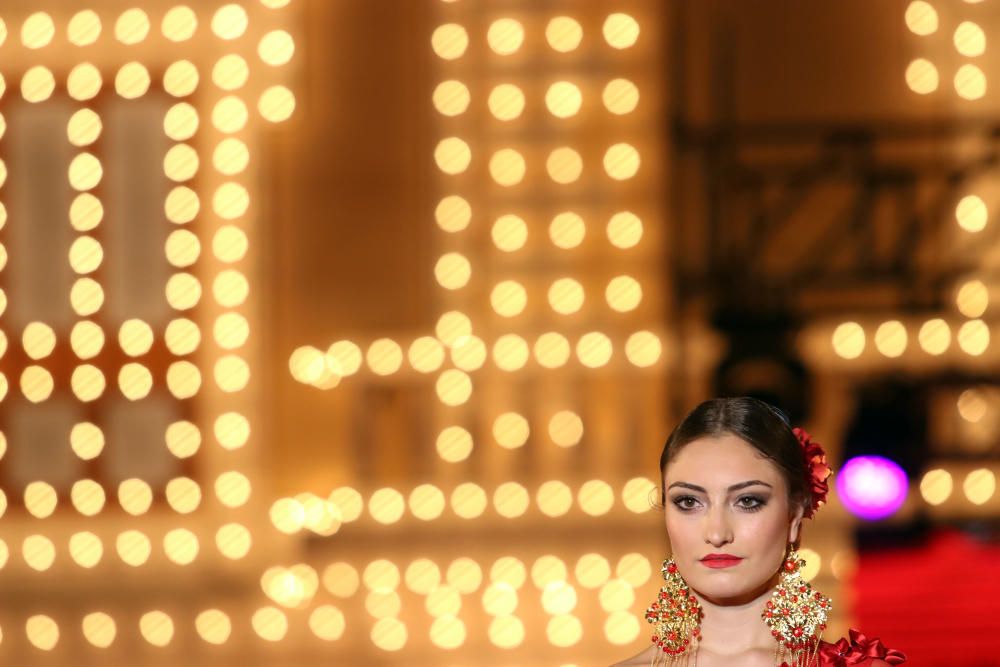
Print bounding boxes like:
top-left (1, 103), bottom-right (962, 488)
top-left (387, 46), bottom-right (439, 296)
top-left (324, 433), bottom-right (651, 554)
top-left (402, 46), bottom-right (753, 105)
top-left (793, 626), bottom-right (804, 637)
top-left (784, 559), bottom-right (796, 571)
top-left (667, 563), bottom-right (678, 573)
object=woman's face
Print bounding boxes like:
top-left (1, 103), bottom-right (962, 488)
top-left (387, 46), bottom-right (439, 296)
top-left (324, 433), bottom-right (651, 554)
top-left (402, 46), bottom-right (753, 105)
top-left (662, 433), bottom-right (803, 604)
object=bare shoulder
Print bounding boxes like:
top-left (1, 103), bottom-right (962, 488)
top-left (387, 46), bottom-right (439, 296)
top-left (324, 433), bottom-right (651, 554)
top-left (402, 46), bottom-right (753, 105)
top-left (609, 644), bottom-right (657, 666)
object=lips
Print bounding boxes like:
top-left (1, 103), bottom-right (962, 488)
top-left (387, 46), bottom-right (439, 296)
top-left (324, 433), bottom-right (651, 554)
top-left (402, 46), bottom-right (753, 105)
top-left (699, 554), bottom-right (743, 569)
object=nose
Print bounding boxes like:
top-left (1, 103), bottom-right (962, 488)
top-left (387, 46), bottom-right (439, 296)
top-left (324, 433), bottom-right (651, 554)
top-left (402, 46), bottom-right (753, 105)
top-left (702, 504), bottom-right (734, 548)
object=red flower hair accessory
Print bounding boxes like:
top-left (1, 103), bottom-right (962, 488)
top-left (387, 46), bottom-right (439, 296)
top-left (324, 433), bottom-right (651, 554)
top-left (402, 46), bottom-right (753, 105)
top-left (793, 427), bottom-right (832, 519)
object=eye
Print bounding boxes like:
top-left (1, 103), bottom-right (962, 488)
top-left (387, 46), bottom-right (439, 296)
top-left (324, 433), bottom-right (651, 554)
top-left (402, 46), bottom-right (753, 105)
top-left (736, 495), bottom-right (766, 512)
top-left (671, 495), bottom-right (700, 511)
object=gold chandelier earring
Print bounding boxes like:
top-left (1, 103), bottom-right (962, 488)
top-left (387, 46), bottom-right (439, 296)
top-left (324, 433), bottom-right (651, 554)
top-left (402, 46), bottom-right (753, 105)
top-left (762, 550), bottom-right (831, 667)
top-left (644, 558), bottom-right (702, 666)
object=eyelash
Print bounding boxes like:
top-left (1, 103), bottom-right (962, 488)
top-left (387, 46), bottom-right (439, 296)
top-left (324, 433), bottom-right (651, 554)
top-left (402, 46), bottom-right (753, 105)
top-left (671, 495), bottom-right (768, 513)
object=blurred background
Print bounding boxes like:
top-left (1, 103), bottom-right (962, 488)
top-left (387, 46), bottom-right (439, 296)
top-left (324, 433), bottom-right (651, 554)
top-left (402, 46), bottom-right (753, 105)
top-left (0, 0), bottom-right (998, 665)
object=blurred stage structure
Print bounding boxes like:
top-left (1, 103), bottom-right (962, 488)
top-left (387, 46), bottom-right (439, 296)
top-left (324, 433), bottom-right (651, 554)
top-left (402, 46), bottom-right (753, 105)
top-left (0, 1), bottom-right (997, 666)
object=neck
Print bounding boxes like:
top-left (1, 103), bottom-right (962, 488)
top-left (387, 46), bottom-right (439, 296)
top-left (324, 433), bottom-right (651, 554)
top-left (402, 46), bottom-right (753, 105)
top-left (694, 573), bottom-right (780, 655)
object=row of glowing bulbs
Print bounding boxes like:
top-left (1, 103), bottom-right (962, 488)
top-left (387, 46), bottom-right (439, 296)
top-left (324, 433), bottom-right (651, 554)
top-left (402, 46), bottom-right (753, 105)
top-left (433, 78), bottom-right (640, 119)
top-left (904, 2), bottom-right (988, 98)
top-left (437, 202), bottom-right (644, 251)
top-left (2, 604), bottom-right (342, 652)
top-left (13, 69), bottom-right (295, 129)
top-left (831, 316), bottom-right (990, 359)
top-left (9, 472), bottom-right (251, 521)
top-left (7, 313), bottom-right (248, 359)
top-left (289, 329), bottom-right (663, 391)
top-left (920, 467), bottom-right (997, 505)
top-left (0, 358), bottom-right (247, 402)
top-left (434, 138), bottom-right (641, 184)
top-left (431, 14), bottom-right (641, 60)
top-left (6, 3), bottom-right (290, 50)
top-left (299, 478), bottom-right (660, 529)
top-left (956, 386), bottom-right (996, 423)
top-left (5, 521), bottom-right (253, 572)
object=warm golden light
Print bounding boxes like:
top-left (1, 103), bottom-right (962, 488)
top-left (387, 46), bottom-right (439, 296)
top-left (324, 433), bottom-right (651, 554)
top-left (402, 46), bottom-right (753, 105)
top-left (370, 488), bottom-right (406, 524)
top-left (21, 66), bottom-right (55, 103)
top-left (116, 8), bottom-right (150, 44)
top-left (213, 268), bottom-right (249, 306)
top-left (68, 10), bottom-right (102, 46)
top-left (488, 84), bottom-right (525, 121)
top-left (196, 609), bottom-right (231, 645)
top-left (21, 365), bottom-right (54, 403)
top-left (26, 615), bottom-right (59, 651)
top-left (958, 388), bottom-right (988, 422)
top-left (367, 338), bottom-right (404, 375)
top-left (71, 422), bottom-right (105, 460)
top-left (905, 1), bottom-right (937, 35)
top-left (70, 531), bottom-right (104, 568)
top-left (119, 319), bottom-right (154, 356)
top-left (578, 480), bottom-right (615, 516)
top-left (115, 62), bottom-right (151, 99)
top-left (954, 21), bottom-right (986, 57)
top-left (71, 480), bottom-right (106, 517)
top-left (958, 319), bottom-right (989, 355)
top-left (548, 411), bottom-right (583, 447)
top-left (119, 478), bottom-right (153, 516)
top-left (548, 278), bottom-right (585, 314)
top-left (324, 562), bottom-right (361, 597)
top-left (436, 310), bottom-right (472, 347)
top-left (575, 553), bottom-right (612, 589)
top-left (547, 614), bottom-right (583, 647)
top-left (604, 78), bottom-right (640, 114)
top-left (956, 279), bottom-right (988, 317)
top-left (494, 482), bottom-right (530, 518)
top-left (626, 330), bottom-right (662, 367)
top-left (435, 195), bottom-right (472, 233)
top-left (216, 522), bottom-right (252, 559)
top-left (606, 275), bottom-right (642, 312)
top-left (599, 578), bottom-right (635, 612)
top-left (491, 281), bottom-right (527, 317)
top-left (436, 368), bottom-right (473, 404)
top-left (23, 321), bottom-right (56, 360)
top-left (140, 611), bottom-right (174, 647)
top-left (409, 484), bottom-right (446, 521)
top-left (956, 194), bottom-right (988, 232)
top-left (68, 111), bottom-right (103, 148)
top-left (546, 82), bottom-right (583, 118)
top-left (604, 143), bottom-right (640, 180)
top-left (22, 12), bottom-right (55, 49)
top-left (69, 278), bottom-right (104, 317)
top-left (81, 612), bottom-right (115, 647)
top-left (116, 530), bottom-right (152, 567)
top-left (25, 481), bottom-right (58, 519)
top-left (371, 617), bottom-right (407, 651)
top-left (164, 60), bottom-right (199, 98)
top-left (577, 332), bottom-right (613, 368)
top-left (832, 321), bottom-right (865, 359)
top-left (214, 138), bottom-right (250, 175)
top-left (166, 477), bottom-right (202, 514)
top-left (435, 137), bottom-right (472, 175)
top-left (164, 528), bottom-right (199, 565)
top-left (164, 104), bottom-right (200, 142)
top-left (310, 606), bottom-right (346, 641)
top-left (622, 476), bottom-right (657, 513)
top-left (963, 468), bottom-right (996, 504)
top-left (450, 482), bottom-right (487, 519)
top-left (487, 18), bottom-right (524, 56)
top-left (436, 426), bottom-right (473, 463)
top-left (259, 85), bottom-right (296, 123)
top-left (23, 534), bottom-right (56, 571)
top-left (920, 468), bottom-right (953, 505)
top-left (118, 363), bottom-right (153, 400)
top-left (213, 96), bottom-right (249, 133)
top-left (213, 225), bottom-right (248, 262)
top-left (166, 229), bottom-right (201, 267)
top-left (259, 29), bottom-right (295, 66)
top-left (955, 64), bottom-right (987, 101)
top-left (212, 4), bottom-right (249, 40)
top-left (432, 23), bottom-right (469, 60)
top-left (215, 412), bottom-right (251, 449)
top-left (537, 481), bottom-right (573, 517)
top-left (918, 318), bottom-right (950, 355)
top-left (603, 13), bottom-right (640, 49)
top-left (213, 54), bottom-right (250, 91)
top-left (874, 320), bottom-right (907, 358)
top-left (546, 16), bottom-right (583, 52)
top-left (905, 58), bottom-right (938, 95)
top-left (162, 6), bottom-right (198, 42)
top-left (534, 332), bottom-right (571, 368)
top-left (490, 148), bottom-right (527, 186)
top-left (482, 583), bottom-right (519, 616)
top-left (493, 412), bottom-right (530, 449)
top-left (434, 80), bottom-right (470, 117)
top-left (547, 147), bottom-right (583, 184)
top-left (68, 63), bottom-right (102, 101)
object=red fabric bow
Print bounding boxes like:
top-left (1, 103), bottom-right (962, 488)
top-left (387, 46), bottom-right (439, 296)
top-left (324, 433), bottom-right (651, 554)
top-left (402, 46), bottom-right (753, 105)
top-left (815, 628), bottom-right (908, 666)
top-left (793, 427), bottom-right (832, 519)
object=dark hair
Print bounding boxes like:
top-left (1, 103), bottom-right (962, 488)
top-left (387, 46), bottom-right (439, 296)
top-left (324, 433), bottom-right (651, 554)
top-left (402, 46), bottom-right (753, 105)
top-left (658, 396), bottom-right (810, 515)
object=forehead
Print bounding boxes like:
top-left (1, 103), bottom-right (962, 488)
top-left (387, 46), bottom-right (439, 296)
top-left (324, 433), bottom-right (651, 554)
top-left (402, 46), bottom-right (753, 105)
top-left (665, 433), bottom-right (785, 486)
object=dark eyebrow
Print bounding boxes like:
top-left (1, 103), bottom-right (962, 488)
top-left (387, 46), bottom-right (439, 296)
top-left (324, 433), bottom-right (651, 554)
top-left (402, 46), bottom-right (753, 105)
top-left (667, 480), bottom-right (773, 493)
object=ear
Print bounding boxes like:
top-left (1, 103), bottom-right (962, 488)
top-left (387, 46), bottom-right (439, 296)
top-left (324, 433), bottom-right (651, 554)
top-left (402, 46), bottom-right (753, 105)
top-left (787, 502), bottom-right (806, 545)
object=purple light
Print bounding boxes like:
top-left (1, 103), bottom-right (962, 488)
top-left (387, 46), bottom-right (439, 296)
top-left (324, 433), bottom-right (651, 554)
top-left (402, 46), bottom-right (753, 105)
top-left (836, 456), bottom-right (908, 520)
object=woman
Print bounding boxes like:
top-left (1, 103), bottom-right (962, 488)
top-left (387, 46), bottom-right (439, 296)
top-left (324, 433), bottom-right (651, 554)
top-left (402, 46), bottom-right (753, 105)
top-left (613, 397), bottom-right (906, 667)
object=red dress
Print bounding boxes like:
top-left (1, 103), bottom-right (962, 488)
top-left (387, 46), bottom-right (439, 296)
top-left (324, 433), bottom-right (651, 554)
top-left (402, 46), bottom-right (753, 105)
top-left (781, 629), bottom-right (907, 666)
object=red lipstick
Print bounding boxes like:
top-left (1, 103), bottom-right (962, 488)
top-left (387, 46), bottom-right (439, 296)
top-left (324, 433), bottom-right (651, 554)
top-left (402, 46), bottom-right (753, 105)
top-left (699, 554), bottom-right (743, 569)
